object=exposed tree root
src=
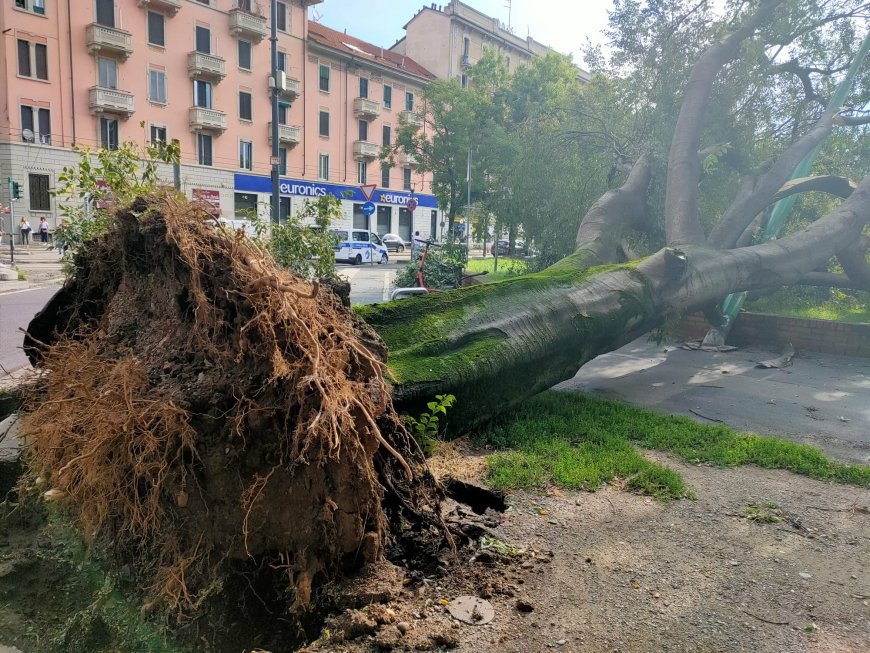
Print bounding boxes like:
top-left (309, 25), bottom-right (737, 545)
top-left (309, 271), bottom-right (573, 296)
top-left (18, 194), bottom-right (449, 647)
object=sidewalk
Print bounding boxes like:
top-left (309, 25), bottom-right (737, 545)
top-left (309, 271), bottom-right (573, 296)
top-left (0, 243), bottom-right (65, 293)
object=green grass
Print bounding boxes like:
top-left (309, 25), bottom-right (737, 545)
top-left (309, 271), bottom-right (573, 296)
top-left (473, 391), bottom-right (870, 498)
top-left (748, 288), bottom-right (870, 324)
top-left (464, 257), bottom-right (529, 283)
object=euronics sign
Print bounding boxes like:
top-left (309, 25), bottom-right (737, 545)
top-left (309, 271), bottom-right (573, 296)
top-left (234, 173), bottom-right (438, 208)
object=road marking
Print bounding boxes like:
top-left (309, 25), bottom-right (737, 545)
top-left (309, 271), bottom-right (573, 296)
top-left (340, 268), bottom-right (360, 282)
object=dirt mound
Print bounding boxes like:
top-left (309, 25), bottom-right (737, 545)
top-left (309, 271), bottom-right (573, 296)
top-left (16, 194), bottom-right (447, 647)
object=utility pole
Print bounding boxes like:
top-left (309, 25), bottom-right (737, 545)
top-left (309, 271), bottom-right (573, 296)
top-left (270, 0), bottom-right (281, 224)
top-left (6, 177), bottom-right (16, 265)
top-left (466, 145), bottom-right (472, 260)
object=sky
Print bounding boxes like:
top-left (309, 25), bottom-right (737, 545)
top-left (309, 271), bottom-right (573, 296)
top-left (309, 0), bottom-right (614, 67)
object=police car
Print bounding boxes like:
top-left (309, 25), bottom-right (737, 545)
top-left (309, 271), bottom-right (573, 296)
top-left (332, 229), bottom-right (390, 265)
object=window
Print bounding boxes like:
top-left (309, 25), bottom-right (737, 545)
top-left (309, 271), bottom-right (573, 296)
top-left (197, 132), bottom-right (213, 166)
top-left (277, 51), bottom-right (287, 72)
top-left (381, 165), bottom-right (390, 189)
top-left (147, 11), bottom-right (165, 47)
top-left (359, 77), bottom-right (368, 99)
top-left (276, 1), bottom-right (287, 32)
top-left (405, 91), bottom-right (414, 111)
top-left (16, 0), bottom-right (46, 15)
top-left (100, 116), bottom-right (119, 150)
top-left (278, 102), bottom-right (289, 124)
top-left (358, 120), bottom-right (368, 142)
top-left (238, 39), bottom-right (252, 69)
top-left (319, 64), bottom-right (329, 92)
top-left (505, 55), bottom-right (511, 69)
top-left (20, 106), bottom-right (51, 144)
top-left (150, 124), bottom-right (167, 147)
top-left (318, 154), bottom-right (329, 180)
top-left (318, 110), bottom-right (329, 137)
top-left (279, 147), bottom-right (287, 175)
top-left (239, 141), bottom-right (253, 170)
top-left (28, 173), bottom-right (50, 212)
top-left (95, 0), bottom-right (114, 28)
top-left (383, 84), bottom-right (392, 109)
top-left (239, 91), bottom-right (252, 121)
top-left (358, 161), bottom-right (367, 185)
top-left (149, 69), bottom-right (167, 103)
top-left (17, 40), bottom-right (48, 81)
top-left (382, 125), bottom-right (391, 146)
top-left (403, 167), bottom-right (412, 191)
top-left (461, 73), bottom-right (468, 88)
top-left (194, 80), bottom-right (212, 108)
top-left (195, 25), bottom-right (210, 54)
top-left (98, 57), bottom-right (117, 88)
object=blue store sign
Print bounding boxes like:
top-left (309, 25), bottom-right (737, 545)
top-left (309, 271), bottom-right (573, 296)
top-left (234, 173), bottom-right (438, 208)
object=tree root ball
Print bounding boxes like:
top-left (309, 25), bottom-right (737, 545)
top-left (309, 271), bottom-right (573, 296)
top-left (18, 194), bottom-right (447, 627)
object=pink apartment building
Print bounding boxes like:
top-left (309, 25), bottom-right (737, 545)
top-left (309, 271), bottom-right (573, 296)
top-left (0, 0), bottom-right (441, 241)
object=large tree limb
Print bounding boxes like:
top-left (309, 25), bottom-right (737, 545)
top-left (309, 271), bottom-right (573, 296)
top-left (798, 271), bottom-right (870, 292)
top-left (707, 106), bottom-right (841, 248)
top-left (837, 235), bottom-right (870, 288)
top-left (665, 0), bottom-right (783, 246)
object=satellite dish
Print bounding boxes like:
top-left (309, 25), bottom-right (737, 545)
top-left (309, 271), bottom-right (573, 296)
top-left (22, 129), bottom-right (34, 142)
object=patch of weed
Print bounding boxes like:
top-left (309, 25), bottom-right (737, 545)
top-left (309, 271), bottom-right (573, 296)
top-left (474, 391), bottom-right (870, 497)
top-left (745, 500), bottom-right (784, 523)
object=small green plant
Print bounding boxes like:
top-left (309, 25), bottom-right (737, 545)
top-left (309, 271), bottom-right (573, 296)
top-left (16, 268), bottom-right (25, 281)
top-left (745, 500), bottom-right (784, 523)
top-left (405, 394), bottom-right (456, 455)
top-left (394, 244), bottom-right (467, 290)
top-left (479, 535), bottom-right (526, 557)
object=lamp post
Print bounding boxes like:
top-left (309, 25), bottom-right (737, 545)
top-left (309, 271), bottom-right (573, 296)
top-left (269, 0), bottom-right (280, 225)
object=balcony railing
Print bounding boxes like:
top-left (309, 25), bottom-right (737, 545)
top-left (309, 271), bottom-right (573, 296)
top-left (461, 54), bottom-right (472, 68)
top-left (353, 97), bottom-right (380, 120)
top-left (189, 107), bottom-right (227, 132)
top-left (353, 140), bottom-right (379, 160)
top-left (397, 152), bottom-right (418, 167)
top-left (188, 52), bottom-right (226, 82)
top-left (86, 23), bottom-right (133, 60)
top-left (136, 0), bottom-right (182, 16)
top-left (268, 123), bottom-right (301, 146)
top-left (278, 75), bottom-right (301, 101)
top-left (88, 86), bottom-right (135, 117)
top-left (399, 110), bottom-right (423, 127)
top-left (229, 6), bottom-right (268, 43)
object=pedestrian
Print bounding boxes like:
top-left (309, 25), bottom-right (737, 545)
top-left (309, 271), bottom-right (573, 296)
top-left (38, 217), bottom-right (48, 243)
top-left (411, 230), bottom-right (423, 256)
top-left (19, 217), bottom-right (32, 246)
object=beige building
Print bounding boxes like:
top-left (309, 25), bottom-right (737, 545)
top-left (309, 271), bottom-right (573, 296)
top-left (391, 0), bottom-right (589, 86)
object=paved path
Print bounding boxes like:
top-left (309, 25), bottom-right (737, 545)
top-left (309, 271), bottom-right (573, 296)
top-left (0, 286), bottom-right (59, 375)
top-left (339, 262), bottom-right (398, 305)
top-left (558, 337), bottom-right (870, 464)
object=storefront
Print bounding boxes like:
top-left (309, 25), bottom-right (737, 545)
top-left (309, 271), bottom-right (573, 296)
top-left (234, 173), bottom-right (440, 237)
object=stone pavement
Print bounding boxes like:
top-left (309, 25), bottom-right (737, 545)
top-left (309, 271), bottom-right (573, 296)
top-left (0, 243), bottom-right (65, 293)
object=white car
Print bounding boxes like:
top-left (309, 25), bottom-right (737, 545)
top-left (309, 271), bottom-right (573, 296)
top-left (332, 229), bottom-right (389, 265)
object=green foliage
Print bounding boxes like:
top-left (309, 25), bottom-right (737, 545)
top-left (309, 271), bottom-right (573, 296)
top-left (477, 391), bottom-right (870, 496)
top-left (16, 268), bottom-right (25, 281)
top-left (251, 195), bottom-right (341, 281)
top-left (53, 139), bottom-right (180, 259)
top-left (748, 286), bottom-right (870, 323)
top-left (464, 257), bottom-right (529, 283)
top-left (744, 501), bottom-right (784, 523)
top-left (394, 243), bottom-right (467, 290)
top-left (405, 394), bottom-right (456, 456)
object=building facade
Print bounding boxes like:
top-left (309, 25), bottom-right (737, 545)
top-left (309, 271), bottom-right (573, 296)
top-left (391, 0), bottom-right (590, 88)
top-left (0, 0), bottom-right (440, 240)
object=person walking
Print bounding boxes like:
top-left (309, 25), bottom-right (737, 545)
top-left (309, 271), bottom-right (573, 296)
top-left (38, 217), bottom-right (49, 243)
top-left (19, 217), bottom-right (32, 246)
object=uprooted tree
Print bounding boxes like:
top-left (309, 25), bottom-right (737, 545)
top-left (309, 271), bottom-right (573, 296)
top-left (14, 0), bottom-right (870, 648)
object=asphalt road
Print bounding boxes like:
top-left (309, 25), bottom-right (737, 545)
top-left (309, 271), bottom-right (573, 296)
top-left (339, 261), bottom-right (400, 305)
top-left (0, 285), bottom-right (59, 375)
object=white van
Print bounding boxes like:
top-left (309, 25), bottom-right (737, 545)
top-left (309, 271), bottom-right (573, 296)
top-left (332, 229), bottom-right (389, 265)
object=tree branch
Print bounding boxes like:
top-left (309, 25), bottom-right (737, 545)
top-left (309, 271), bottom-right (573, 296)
top-left (707, 106), bottom-right (840, 249)
top-left (665, 0), bottom-right (784, 246)
top-left (835, 113), bottom-right (870, 126)
top-left (837, 235), bottom-right (870, 288)
top-left (798, 271), bottom-right (870, 292)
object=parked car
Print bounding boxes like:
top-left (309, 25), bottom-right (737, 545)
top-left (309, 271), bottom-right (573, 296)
top-left (490, 239), bottom-right (528, 256)
top-left (332, 229), bottom-right (390, 265)
top-left (381, 233), bottom-right (407, 252)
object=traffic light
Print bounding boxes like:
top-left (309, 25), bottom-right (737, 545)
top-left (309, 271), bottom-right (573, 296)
top-left (11, 181), bottom-right (21, 200)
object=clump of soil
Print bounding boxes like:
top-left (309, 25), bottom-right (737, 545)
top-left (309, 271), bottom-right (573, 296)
top-left (16, 194), bottom-right (448, 650)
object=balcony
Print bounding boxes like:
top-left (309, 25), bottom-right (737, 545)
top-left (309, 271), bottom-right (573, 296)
top-left (399, 110), bottom-right (423, 127)
top-left (397, 152), bottom-right (418, 167)
top-left (136, 0), bottom-right (182, 16)
top-left (88, 86), bottom-right (135, 118)
top-left (461, 54), bottom-right (472, 68)
top-left (188, 52), bottom-right (226, 82)
top-left (189, 107), bottom-right (227, 132)
top-left (353, 140), bottom-right (379, 160)
top-left (273, 73), bottom-right (301, 101)
top-left (86, 23), bottom-right (133, 60)
top-left (352, 97), bottom-right (380, 120)
top-left (268, 123), bottom-right (301, 146)
top-left (229, 7), bottom-right (268, 43)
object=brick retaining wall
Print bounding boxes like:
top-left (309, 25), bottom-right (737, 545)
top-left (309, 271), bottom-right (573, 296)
top-left (678, 312), bottom-right (870, 357)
